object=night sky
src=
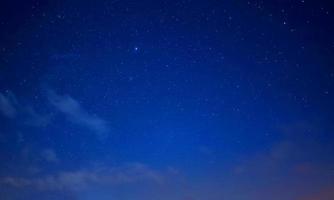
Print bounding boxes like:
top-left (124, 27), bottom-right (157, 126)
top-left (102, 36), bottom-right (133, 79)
top-left (1, 0), bottom-right (334, 199)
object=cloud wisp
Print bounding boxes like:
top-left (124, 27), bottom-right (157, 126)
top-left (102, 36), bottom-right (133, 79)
top-left (41, 149), bottom-right (59, 163)
top-left (0, 163), bottom-right (165, 191)
top-left (0, 91), bottom-right (17, 118)
top-left (0, 89), bottom-right (109, 137)
top-left (24, 106), bottom-right (52, 127)
top-left (0, 90), bottom-right (51, 128)
top-left (47, 90), bottom-right (109, 137)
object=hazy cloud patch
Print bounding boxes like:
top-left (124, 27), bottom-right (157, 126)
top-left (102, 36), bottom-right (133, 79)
top-left (41, 149), bottom-right (59, 163)
top-left (24, 106), bottom-right (52, 127)
top-left (0, 90), bottom-right (51, 128)
top-left (0, 163), bottom-right (166, 191)
top-left (47, 90), bottom-right (109, 137)
top-left (0, 91), bottom-right (17, 118)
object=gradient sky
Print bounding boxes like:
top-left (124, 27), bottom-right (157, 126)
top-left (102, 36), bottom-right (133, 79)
top-left (1, 0), bottom-right (334, 199)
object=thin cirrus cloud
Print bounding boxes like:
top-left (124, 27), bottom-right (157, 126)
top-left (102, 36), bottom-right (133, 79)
top-left (0, 91), bottom-right (17, 118)
top-left (0, 91), bottom-right (51, 127)
top-left (41, 149), bottom-right (59, 163)
top-left (0, 163), bottom-right (165, 191)
top-left (0, 89), bottom-right (109, 137)
top-left (46, 89), bottom-right (109, 137)
top-left (24, 106), bottom-right (52, 127)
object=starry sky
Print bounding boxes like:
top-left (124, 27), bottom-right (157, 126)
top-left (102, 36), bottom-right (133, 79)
top-left (0, 0), bottom-right (334, 199)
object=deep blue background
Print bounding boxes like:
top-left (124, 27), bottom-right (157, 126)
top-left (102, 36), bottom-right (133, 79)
top-left (1, 0), bottom-right (334, 199)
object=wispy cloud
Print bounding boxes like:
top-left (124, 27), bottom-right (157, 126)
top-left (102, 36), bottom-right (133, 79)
top-left (46, 90), bottom-right (109, 137)
top-left (41, 149), bottom-right (59, 163)
top-left (24, 106), bottom-right (52, 127)
top-left (0, 89), bottom-right (109, 136)
top-left (0, 90), bottom-right (51, 128)
top-left (0, 91), bottom-right (17, 118)
top-left (0, 163), bottom-right (165, 191)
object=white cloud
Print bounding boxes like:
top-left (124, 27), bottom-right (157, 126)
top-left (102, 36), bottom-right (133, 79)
top-left (47, 90), bottom-right (109, 137)
top-left (0, 91), bottom-right (17, 118)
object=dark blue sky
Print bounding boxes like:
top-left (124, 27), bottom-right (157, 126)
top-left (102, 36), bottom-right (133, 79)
top-left (1, 0), bottom-right (334, 199)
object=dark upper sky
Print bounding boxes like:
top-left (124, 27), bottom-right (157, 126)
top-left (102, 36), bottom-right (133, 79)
top-left (0, 0), bottom-right (334, 199)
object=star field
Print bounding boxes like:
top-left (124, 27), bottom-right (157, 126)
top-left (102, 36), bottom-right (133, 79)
top-left (1, 0), bottom-right (334, 200)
